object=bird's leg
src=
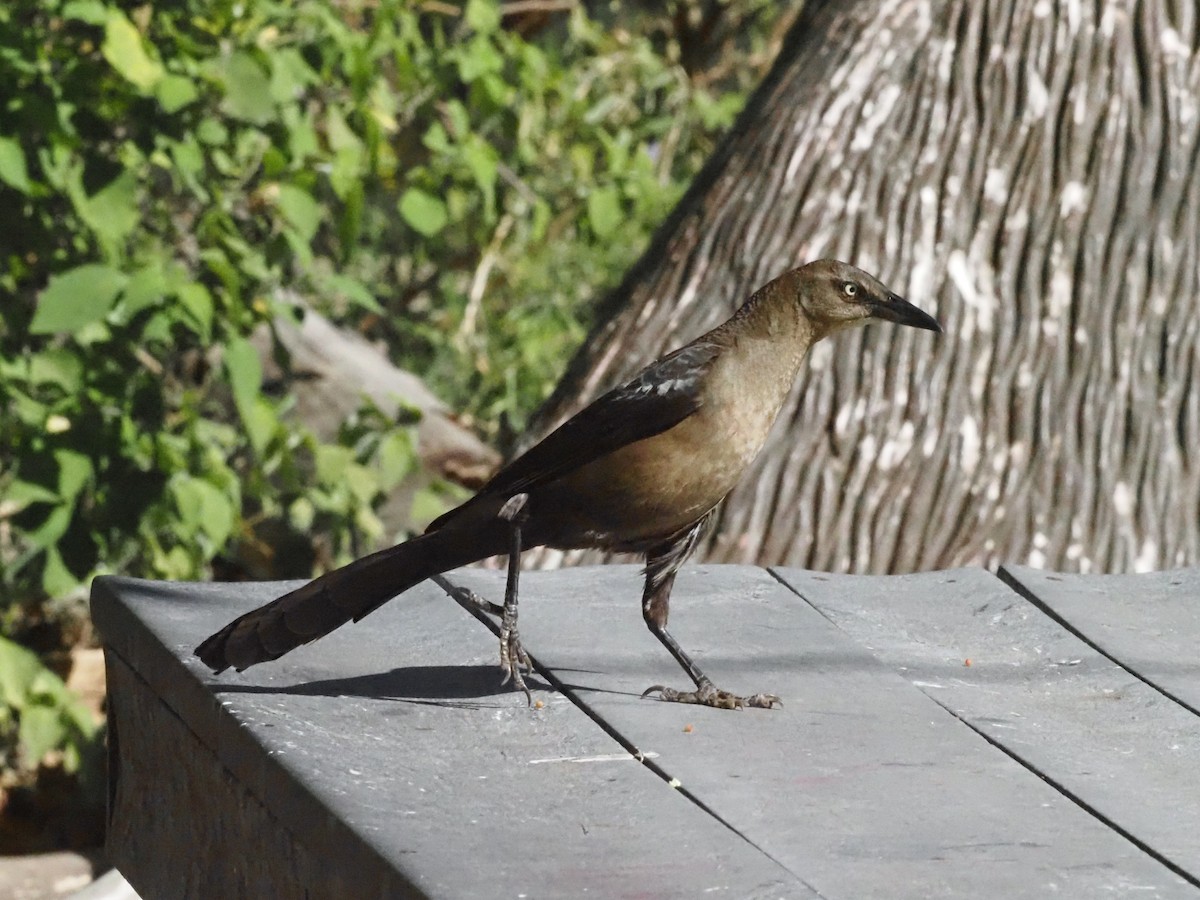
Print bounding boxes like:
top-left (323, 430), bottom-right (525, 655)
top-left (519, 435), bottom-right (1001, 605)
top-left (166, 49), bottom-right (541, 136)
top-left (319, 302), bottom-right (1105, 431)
top-left (639, 518), bottom-right (781, 711)
top-left (497, 492), bottom-right (533, 703)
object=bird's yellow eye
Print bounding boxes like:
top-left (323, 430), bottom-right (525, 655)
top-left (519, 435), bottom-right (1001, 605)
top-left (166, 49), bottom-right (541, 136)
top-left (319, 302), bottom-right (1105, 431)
top-left (842, 282), bottom-right (858, 298)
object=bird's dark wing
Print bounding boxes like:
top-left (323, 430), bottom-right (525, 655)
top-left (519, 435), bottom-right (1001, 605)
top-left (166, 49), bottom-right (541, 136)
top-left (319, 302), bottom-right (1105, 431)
top-left (428, 340), bottom-right (721, 529)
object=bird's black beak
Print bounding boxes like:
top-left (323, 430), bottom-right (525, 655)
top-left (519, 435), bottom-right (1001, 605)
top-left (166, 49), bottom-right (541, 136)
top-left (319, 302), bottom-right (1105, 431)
top-left (870, 292), bottom-right (942, 333)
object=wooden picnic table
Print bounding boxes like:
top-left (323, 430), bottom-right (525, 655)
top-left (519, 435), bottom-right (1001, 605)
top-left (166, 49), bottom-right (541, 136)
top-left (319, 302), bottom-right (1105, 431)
top-left (91, 564), bottom-right (1200, 899)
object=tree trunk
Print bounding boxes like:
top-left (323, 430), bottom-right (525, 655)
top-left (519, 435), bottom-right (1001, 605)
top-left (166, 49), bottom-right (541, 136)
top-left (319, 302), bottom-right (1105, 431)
top-left (531, 0), bottom-right (1200, 574)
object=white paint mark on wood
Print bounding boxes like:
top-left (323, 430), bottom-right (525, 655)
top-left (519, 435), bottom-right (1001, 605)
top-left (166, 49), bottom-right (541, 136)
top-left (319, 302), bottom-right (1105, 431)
top-left (922, 428), bottom-right (939, 458)
top-left (948, 250), bottom-right (995, 334)
top-left (1134, 540), bottom-right (1158, 573)
top-left (1161, 28), bottom-right (1186, 57)
top-left (1060, 181), bottom-right (1088, 216)
top-left (959, 416), bottom-right (981, 474)
top-left (1027, 69), bottom-right (1049, 120)
top-left (984, 168), bottom-right (1008, 204)
top-left (1113, 481), bottom-right (1133, 516)
top-left (852, 84), bottom-right (902, 152)
top-left (859, 434), bottom-right (878, 464)
top-left (878, 421), bottom-right (914, 470)
top-left (1048, 268), bottom-right (1072, 319)
top-left (529, 752), bottom-right (659, 765)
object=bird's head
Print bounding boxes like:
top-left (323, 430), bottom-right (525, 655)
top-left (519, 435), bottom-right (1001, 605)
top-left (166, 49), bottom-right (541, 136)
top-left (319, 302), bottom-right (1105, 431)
top-left (793, 259), bottom-right (942, 337)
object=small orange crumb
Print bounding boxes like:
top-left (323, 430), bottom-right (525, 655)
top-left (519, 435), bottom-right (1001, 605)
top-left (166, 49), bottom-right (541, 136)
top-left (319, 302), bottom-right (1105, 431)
top-left (683, 723), bottom-right (694, 733)
top-left (963, 658), bottom-right (972, 667)
top-left (534, 699), bottom-right (545, 709)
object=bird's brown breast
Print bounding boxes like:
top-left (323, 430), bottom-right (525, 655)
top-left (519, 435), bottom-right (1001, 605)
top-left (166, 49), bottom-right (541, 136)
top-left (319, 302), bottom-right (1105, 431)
top-left (532, 334), bottom-right (805, 550)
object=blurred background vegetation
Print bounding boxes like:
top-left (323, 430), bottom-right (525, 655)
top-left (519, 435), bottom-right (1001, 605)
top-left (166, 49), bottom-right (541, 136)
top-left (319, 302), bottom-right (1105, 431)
top-left (0, 0), bottom-right (794, 851)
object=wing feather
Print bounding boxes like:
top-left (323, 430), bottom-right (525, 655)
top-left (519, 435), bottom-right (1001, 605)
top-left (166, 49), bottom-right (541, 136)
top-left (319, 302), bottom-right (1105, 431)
top-left (427, 340), bottom-right (721, 531)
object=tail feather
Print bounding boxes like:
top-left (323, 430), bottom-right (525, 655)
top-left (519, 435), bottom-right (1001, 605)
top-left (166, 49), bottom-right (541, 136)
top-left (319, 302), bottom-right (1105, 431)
top-left (195, 523), bottom-right (498, 673)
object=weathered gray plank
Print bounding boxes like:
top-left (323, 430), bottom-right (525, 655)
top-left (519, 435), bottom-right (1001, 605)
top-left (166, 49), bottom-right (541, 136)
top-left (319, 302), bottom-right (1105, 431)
top-left (776, 566), bottom-right (1200, 890)
top-left (92, 575), bottom-right (811, 899)
top-left (1000, 566), bottom-right (1200, 714)
top-left (446, 565), bottom-right (1197, 900)
top-left (105, 651), bottom-right (364, 899)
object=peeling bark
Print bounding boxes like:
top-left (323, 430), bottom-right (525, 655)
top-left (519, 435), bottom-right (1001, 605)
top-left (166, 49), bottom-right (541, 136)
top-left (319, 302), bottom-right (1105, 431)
top-left (532, 0), bottom-right (1200, 574)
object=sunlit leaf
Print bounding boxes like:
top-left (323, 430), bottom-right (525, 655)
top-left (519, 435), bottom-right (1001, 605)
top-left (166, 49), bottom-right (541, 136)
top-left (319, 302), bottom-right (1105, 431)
top-left (102, 10), bottom-right (164, 91)
top-left (156, 74), bottom-right (200, 113)
top-left (171, 477), bottom-right (236, 546)
top-left (587, 185), bottom-right (622, 238)
top-left (399, 188), bottom-right (447, 236)
top-left (55, 449), bottom-right (93, 501)
top-left (217, 51), bottom-right (274, 125)
top-left (30, 265), bottom-right (127, 334)
top-left (465, 0), bottom-right (501, 34)
top-left (83, 171), bottom-right (140, 248)
top-left (275, 184), bottom-right (320, 241)
top-left (224, 337), bottom-right (262, 418)
top-left (0, 637), bottom-right (44, 710)
top-left (0, 137), bottom-right (31, 193)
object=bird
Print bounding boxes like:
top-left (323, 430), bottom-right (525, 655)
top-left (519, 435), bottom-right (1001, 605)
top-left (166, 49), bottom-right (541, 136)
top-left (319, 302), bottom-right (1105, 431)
top-left (196, 259), bottom-right (941, 709)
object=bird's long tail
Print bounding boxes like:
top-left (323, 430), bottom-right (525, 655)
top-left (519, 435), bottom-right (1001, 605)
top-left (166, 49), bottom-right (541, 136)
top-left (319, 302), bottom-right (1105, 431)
top-left (195, 521), bottom-right (504, 673)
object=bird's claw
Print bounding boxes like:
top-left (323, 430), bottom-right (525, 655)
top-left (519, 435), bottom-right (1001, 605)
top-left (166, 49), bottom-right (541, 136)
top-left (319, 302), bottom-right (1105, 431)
top-left (498, 619), bottom-right (533, 704)
top-left (641, 683), bottom-right (781, 710)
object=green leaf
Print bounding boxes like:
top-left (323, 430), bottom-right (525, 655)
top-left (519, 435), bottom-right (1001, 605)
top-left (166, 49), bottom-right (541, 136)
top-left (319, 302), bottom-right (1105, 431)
top-left (0, 137), bottom-right (31, 193)
top-left (345, 462), bottom-right (378, 504)
top-left (119, 263), bottom-right (169, 318)
top-left (398, 188), bottom-right (447, 237)
top-left (0, 636), bottom-right (44, 710)
top-left (176, 283), bottom-right (213, 341)
top-left (29, 350), bottom-right (84, 391)
top-left (315, 444), bottom-right (354, 485)
top-left (102, 10), bottom-right (164, 91)
top-left (275, 184), bottom-right (320, 242)
top-left (457, 36), bottom-right (503, 82)
top-left (22, 503), bottom-right (73, 550)
top-left (55, 449), bottom-right (93, 501)
top-left (83, 171), bottom-right (140, 247)
top-left (242, 397), bottom-right (277, 455)
top-left (218, 51), bottom-right (274, 125)
top-left (465, 0), bottom-right (501, 35)
top-left (269, 48), bottom-right (316, 103)
top-left (225, 339), bottom-right (276, 453)
top-left (171, 477), bottom-right (236, 546)
top-left (19, 702), bottom-right (67, 767)
top-left (587, 185), bottom-right (622, 238)
top-left (319, 272), bottom-right (382, 314)
top-left (224, 337), bottom-right (262, 416)
top-left (41, 545), bottom-right (80, 598)
top-left (289, 496), bottom-right (315, 532)
top-left (376, 430), bottom-right (415, 490)
top-left (462, 137), bottom-right (498, 194)
top-left (196, 117), bottom-right (228, 146)
top-left (62, 0), bottom-right (108, 23)
top-left (4, 480), bottom-right (60, 509)
top-left (156, 74), bottom-right (200, 113)
top-left (30, 265), bottom-right (127, 334)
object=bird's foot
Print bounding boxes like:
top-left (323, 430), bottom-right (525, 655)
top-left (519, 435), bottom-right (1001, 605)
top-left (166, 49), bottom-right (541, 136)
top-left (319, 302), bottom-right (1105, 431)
top-left (498, 619), bottom-right (533, 704)
top-left (641, 682), bottom-right (781, 710)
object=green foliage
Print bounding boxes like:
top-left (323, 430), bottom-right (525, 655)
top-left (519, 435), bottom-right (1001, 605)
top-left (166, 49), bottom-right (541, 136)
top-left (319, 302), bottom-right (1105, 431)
top-left (0, 0), bottom-right (778, 791)
top-left (0, 0), bottom-right (768, 594)
top-left (0, 635), bottom-right (100, 779)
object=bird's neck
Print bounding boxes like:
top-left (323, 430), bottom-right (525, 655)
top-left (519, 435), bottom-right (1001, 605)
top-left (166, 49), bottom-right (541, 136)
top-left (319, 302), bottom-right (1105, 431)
top-left (717, 279), bottom-right (817, 364)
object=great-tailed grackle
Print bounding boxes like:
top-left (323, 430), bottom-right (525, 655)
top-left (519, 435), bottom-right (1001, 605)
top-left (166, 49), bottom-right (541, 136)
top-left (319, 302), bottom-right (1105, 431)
top-left (196, 259), bottom-right (941, 709)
